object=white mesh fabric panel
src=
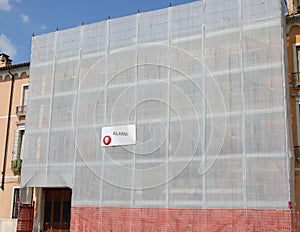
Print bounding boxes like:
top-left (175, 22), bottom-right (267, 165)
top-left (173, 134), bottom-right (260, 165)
top-left (22, 0), bottom-right (292, 209)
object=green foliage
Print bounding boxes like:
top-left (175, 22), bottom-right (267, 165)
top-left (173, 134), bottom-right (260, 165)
top-left (11, 158), bottom-right (22, 175)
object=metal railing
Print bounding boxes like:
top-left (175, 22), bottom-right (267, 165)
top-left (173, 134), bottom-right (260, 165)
top-left (16, 105), bottom-right (26, 116)
top-left (291, 72), bottom-right (300, 88)
top-left (294, 146), bottom-right (300, 164)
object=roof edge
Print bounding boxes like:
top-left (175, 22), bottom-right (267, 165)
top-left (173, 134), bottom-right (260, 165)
top-left (0, 62), bottom-right (30, 72)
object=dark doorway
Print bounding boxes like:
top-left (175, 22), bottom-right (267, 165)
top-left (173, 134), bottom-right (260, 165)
top-left (44, 188), bottom-right (72, 232)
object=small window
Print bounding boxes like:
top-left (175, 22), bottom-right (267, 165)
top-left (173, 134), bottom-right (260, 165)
top-left (296, 100), bottom-right (300, 145)
top-left (12, 188), bottom-right (20, 219)
top-left (21, 85), bottom-right (29, 106)
top-left (13, 130), bottom-right (25, 160)
top-left (293, 45), bottom-right (300, 87)
top-left (296, 46), bottom-right (300, 73)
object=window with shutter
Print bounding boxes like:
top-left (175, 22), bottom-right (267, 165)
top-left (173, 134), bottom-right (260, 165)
top-left (12, 129), bottom-right (25, 159)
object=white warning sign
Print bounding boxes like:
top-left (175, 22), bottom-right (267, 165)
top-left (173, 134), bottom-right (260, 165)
top-left (101, 124), bottom-right (136, 147)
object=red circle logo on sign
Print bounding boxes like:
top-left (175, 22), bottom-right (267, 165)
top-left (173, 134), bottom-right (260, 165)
top-left (103, 135), bottom-right (112, 145)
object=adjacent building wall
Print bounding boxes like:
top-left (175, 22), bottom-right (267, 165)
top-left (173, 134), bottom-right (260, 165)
top-left (286, 16), bottom-right (300, 210)
top-left (0, 63), bottom-right (29, 231)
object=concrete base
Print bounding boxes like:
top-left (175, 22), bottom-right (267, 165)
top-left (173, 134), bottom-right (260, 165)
top-left (0, 219), bottom-right (17, 232)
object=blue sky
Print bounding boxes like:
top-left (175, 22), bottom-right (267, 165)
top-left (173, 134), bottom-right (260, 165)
top-left (0, 0), bottom-right (195, 64)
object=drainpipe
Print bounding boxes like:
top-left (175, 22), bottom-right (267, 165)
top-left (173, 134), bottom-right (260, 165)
top-left (1, 70), bottom-right (15, 190)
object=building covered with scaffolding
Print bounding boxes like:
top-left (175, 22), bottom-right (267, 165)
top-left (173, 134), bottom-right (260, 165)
top-left (20, 0), bottom-right (300, 231)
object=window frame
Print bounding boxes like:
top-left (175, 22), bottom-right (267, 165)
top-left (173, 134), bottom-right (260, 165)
top-left (20, 84), bottom-right (29, 107)
top-left (11, 187), bottom-right (20, 219)
top-left (13, 127), bottom-right (25, 160)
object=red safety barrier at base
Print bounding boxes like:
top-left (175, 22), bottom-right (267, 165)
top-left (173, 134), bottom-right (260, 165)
top-left (70, 207), bottom-right (300, 232)
top-left (16, 204), bottom-right (34, 232)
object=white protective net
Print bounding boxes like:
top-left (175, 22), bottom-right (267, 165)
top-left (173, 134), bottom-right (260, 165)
top-left (22, 0), bottom-right (292, 209)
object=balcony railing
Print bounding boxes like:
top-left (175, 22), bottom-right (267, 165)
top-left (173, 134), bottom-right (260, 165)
top-left (291, 72), bottom-right (300, 88)
top-left (294, 146), bottom-right (300, 164)
top-left (16, 105), bottom-right (26, 116)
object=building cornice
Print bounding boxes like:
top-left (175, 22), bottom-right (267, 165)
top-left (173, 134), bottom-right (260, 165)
top-left (0, 62), bottom-right (30, 72)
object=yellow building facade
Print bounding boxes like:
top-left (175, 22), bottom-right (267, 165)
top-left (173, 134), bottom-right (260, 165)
top-left (0, 53), bottom-right (29, 231)
top-left (287, 12), bottom-right (300, 210)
